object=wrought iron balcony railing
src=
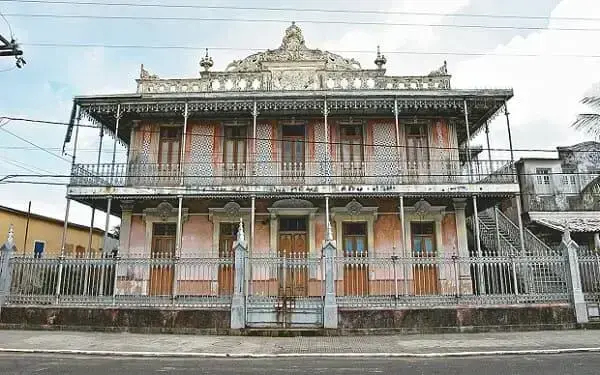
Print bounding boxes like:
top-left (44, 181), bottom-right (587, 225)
top-left (69, 159), bottom-right (516, 188)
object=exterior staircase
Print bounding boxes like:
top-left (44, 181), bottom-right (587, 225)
top-left (467, 207), bottom-right (567, 296)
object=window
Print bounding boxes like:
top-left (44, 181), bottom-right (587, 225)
top-left (279, 217), bottom-right (307, 232)
top-left (64, 243), bottom-right (74, 257)
top-left (223, 125), bottom-right (247, 166)
top-left (158, 127), bottom-right (182, 165)
top-left (33, 240), bottom-right (45, 258)
top-left (535, 168), bottom-right (551, 185)
top-left (153, 223), bottom-right (177, 236)
top-left (342, 222), bottom-right (367, 257)
top-left (406, 124), bottom-right (429, 164)
top-left (411, 222), bottom-right (435, 257)
top-left (340, 124), bottom-right (364, 163)
top-left (281, 125), bottom-right (305, 165)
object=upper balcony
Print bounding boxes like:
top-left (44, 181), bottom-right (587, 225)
top-left (69, 157), bottom-right (516, 195)
top-left (522, 171), bottom-right (600, 212)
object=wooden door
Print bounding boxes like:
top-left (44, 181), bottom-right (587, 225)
top-left (158, 127), bottom-right (181, 184)
top-left (340, 124), bottom-right (365, 182)
top-left (411, 222), bottom-right (439, 295)
top-left (149, 223), bottom-right (176, 296)
top-left (342, 222), bottom-right (369, 296)
top-left (281, 124), bottom-right (305, 182)
top-left (223, 125), bottom-right (247, 181)
top-left (218, 223), bottom-right (236, 295)
top-left (278, 217), bottom-right (308, 297)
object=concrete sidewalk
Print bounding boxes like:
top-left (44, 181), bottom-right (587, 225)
top-left (0, 329), bottom-right (599, 357)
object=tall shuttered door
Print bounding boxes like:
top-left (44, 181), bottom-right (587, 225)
top-left (278, 217), bottom-right (308, 297)
top-left (218, 223), bottom-right (237, 296)
top-left (343, 222), bottom-right (369, 296)
top-left (158, 127), bottom-right (182, 185)
top-left (149, 223), bottom-right (176, 296)
top-left (411, 222), bottom-right (439, 295)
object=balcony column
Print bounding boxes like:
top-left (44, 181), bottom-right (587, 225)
top-left (463, 99), bottom-right (472, 181)
top-left (452, 198), bottom-right (472, 294)
top-left (485, 123), bottom-right (492, 164)
top-left (394, 98), bottom-right (401, 153)
top-left (323, 98), bottom-right (331, 184)
top-left (176, 195), bottom-right (183, 258)
top-left (111, 104), bottom-right (122, 176)
top-left (88, 123), bottom-right (104, 256)
top-left (102, 197), bottom-right (113, 256)
top-left (179, 103), bottom-right (189, 186)
top-left (472, 195), bottom-right (486, 294)
top-left (250, 101), bottom-right (258, 183)
top-left (515, 194), bottom-right (526, 255)
top-left (504, 100), bottom-right (515, 163)
top-left (250, 195), bottom-right (256, 256)
top-left (119, 201), bottom-right (133, 257)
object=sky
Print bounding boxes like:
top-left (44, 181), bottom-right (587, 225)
top-left (0, 0), bottom-right (598, 235)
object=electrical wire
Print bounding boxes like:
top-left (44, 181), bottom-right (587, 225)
top-left (1, 0), bottom-right (598, 23)
top-left (18, 42), bottom-right (600, 59)
top-left (5, 13), bottom-right (600, 33)
top-left (0, 127), bottom-right (72, 163)
top-left (2, 115), bottom-right (600, 154)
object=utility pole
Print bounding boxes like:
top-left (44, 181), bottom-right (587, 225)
top-left (0, 33), bottom-right (25, 68)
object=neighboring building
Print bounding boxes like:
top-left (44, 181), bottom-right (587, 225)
top-left (513, 141), bottom-right (600, 252)
top-left (0, 204), bottom-right (115, 258)
top-left (61, 23), bottom-right (550, 325)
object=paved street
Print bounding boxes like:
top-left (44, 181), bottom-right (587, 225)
top-left (0, 329), bottom-right (599, 355)
top-left (1, 353), bottom-right (599, 374)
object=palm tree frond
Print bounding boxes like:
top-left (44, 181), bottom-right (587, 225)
top-left (581, 96), bottom-right (600, 111)
top-left (571, 113), bottom-right (600, 138)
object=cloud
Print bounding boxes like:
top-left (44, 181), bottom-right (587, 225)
top-left (453, 0), bottom-right (600, 158)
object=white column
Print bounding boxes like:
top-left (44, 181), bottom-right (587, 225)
top-left (594, 233), bottom-right (600, 251)
top-left (463, 99), bottom-right (472, 180)
top-left (485, 123), bottom-right (492, 164)
top-left (176, 196), bottom-right (183, 257)
top-left (250, 195), bottom-right (256, 255)
top-left (399, 196), bottom-right (405, 255)
top-left (88, 123), bottom-right (104, 254)
top-left (323, 98), bottom-right (331, 185)
top-left (453, 198), bottom-right (472, 295)
top-left (111, 104), bottom-right (122, 167)
top-left (504, 100), bottom-right (515, 163)
top-left (119, 201), bottom-right (133, 257)
top-left (180, 103), bottom-right (189, 185)
top-left (60, 199), bottom-right (71, 258)
top-left (515, 194), bottom-right (526, 255)
top-left (472, 195), bottom-right (485, 295)
top-left (325, 195), bottom-right (331, 240)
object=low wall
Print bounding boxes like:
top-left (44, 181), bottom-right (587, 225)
top-left (0, 305), bottom-right (582, 335)
top-left (338, 305), bottom-right (577, 334)
top-left (0, 307), bottom-right (231, 334)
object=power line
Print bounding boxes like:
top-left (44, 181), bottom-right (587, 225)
top-left (0, 127), bottom-right (72, 163)
top-left (6, 13), bottom-right (600, 32)
top-left (17, 42), bottom-right (600, 59)
top-left (3, 0), bottom-right (599, 22)
top-left (4, 115), bottom-right (600, 154)
top-left (0, 155), bottom-right (58, 174)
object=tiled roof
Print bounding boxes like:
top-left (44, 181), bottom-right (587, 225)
top-left (530, 212), bottom-right (600, 233)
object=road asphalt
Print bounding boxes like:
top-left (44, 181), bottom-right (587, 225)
top-left (1, 352), bottom-right (599, 374)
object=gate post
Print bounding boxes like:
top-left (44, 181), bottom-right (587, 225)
top-left (323, 224), bottom-right (338, 329)
top-left (0, 225), bottom-right (18, 311)
top-left (231, 219), bottom-right (247, 329)
top-left (561, 228), bottom-right (588, 324)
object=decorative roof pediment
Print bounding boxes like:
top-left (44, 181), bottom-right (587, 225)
top-left (225, 22), bottom-right (361, 73)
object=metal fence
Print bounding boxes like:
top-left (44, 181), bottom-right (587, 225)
top-left (5, 255), bottom-right (233, 309)
top-left (333, 253), bottom-right (571, 308)
top-left (2, 252), bottom-right (577, 310)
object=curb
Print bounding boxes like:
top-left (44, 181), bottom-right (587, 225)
top-left (1, 347), bottom-right (600, 358)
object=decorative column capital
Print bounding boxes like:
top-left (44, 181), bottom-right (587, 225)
top-left (452, 198), bottom-right (467, 210)
top-left (120, 200), bottom-right (134, 212)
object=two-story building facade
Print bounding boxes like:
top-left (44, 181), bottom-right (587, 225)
top-left (60, 23), bottom-right (532, 325)
top-left (513, 141), bottom-right (600, 252)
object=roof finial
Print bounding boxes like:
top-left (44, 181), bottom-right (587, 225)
top-left (200, 48), bottom-right (214, 73)
top-left (374, 45), bottom-right (387, 69)
top-left (237, 218), bottom-right (245, 243)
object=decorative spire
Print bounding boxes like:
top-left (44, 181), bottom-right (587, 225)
top-left (562, 221), bottom-right (571, 244)
top-left (200, 48), bottom-right (214, 73)
top-left (139, 64), bottom-right (158, 80)
top-left (326, 220), bottom-right (333, 242)
top-left (237, 218), bottom-right (245, 243)
top-left (1, 224), bottom-right (15, 252)
top-left (374, 45), bottom-right (387, 70)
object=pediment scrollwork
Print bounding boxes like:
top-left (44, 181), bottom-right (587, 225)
top-left (271, 198), bottom-right (314, 209)
top-left (143, 201), bottom-right (189, 222)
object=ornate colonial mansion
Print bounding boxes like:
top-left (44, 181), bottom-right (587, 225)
top-left (4, 22), bottom-right (595, 330)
